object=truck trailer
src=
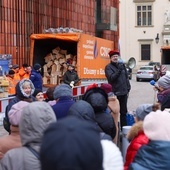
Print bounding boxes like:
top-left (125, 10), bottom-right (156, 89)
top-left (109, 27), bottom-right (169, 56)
top-left (29, 33), bottom-right (114, 85)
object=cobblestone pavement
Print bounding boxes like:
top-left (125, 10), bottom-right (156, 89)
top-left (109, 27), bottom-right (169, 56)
top-left (0, 74), bottom-right (155, 137)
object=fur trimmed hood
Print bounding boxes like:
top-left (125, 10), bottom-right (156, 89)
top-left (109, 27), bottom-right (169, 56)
top-left (127, 121), bottom-right (143, 142)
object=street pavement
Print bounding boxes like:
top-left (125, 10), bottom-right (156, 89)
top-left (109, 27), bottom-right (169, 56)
top-left (0, 73), bottom-right (156, 137)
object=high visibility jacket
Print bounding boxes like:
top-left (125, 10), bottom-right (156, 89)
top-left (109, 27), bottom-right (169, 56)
top-left (6, 77), bottom-right (16, 95)
top-left (19, 67), bottom-right (26, 80)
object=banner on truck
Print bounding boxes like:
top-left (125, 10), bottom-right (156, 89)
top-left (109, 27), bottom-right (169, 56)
top-left (78, 34), bottom-right (114, 79)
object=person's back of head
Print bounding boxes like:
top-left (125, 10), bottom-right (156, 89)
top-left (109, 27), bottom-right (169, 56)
top-left (40, 117), bottom-right (103, 170)
top-left (143, 110), bottom-right (170, 141)
top-left (19, 101), bottom-right (56, 146)
top-left (83, 87), bottom-right (108, 113)
top-left (46, 86), bottom-right (56, 101)
top-left (53, 83), bottom-right (73, 100)
top-left (68, 100), bottom-right (96, 122)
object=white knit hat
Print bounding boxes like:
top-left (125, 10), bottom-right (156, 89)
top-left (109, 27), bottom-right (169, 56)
top-left (144, 110), bottom-right (170, 141)
top-left (101, 140), bottom-right (123, 170)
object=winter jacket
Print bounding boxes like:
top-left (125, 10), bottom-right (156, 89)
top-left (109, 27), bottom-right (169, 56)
top-left (30, 69), bottom-right (43, 90)
top-left (0, 102), bottom-right (56, 170)
top-left (129, 140), bottom-right (170, 170)
top-left (0, 126), bottom-right (21, 160)
top-left (63, 70), bottom-right (80, 86)
top-left (124, 121), bottom-right (149, 170)
top-left (108, 95), bottom-right (120, 144)
top-left (68, 100), bottom-right (112, 141)
top-left (52, 96), bottom-right (75, 119)
top-left (4, 79), bottom-right (36, 133)
top-left (83, 88), bottom-right (116, 139)
top-left (105, 62), bottom-right (131, 96)
top-left (157, 88), bottom-right (170, 103)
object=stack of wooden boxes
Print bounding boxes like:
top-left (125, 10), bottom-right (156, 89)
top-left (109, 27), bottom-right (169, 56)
top-left (43, 46), bottom-right (77, 86)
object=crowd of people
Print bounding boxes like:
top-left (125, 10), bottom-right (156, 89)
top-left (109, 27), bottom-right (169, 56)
top-left (1, 50), bottom-right (170, 170)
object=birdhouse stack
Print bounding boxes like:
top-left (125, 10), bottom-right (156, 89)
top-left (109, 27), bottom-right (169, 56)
top-left (43, 46), bottom-right (77, 85)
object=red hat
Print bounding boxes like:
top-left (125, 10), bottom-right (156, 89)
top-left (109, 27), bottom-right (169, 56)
top-left (108, 50), bottom-right (120, 57)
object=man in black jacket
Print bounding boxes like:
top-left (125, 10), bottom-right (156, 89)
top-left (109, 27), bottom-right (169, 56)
top-left (63, 64), bottom-right (80, 88)
top-left (105, 50), bottom-right (131, 129)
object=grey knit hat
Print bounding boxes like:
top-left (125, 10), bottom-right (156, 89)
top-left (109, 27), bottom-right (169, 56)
top-left (157, 74), bottom-right (170, 89)
top-left (135, 104), bottom-right (153, 121)
top-left (53, 84), bottom-right (72, 99)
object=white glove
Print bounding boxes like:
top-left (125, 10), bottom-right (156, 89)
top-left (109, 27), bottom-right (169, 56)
top-left (70, 81), bottom-right (74, 88)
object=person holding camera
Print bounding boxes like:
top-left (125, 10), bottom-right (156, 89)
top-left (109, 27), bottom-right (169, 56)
top-left (105, 50), bottom-right (131, 129)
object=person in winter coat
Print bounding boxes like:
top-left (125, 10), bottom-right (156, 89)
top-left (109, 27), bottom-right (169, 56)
top-left (30, 63), bottom-right (43, 90)
top-left (100, 83), bottom-right (120, 144)
top-left (129, 110), bottom-right (170, 170)
top-left (40, 117), bottom-right (103, 170)
top-left (63, 64), bottom-right (80, 87)
top-left (83, 86), bottom-right (116, 140)
top-left (3, 78), bottom-right (36, 133)
top-left (124, 103), bottom-right (160, 170)
top-left (52, 84), bottom-right (75, 119)
top-left (0, 101), bottom-right (29, 160)
top-left (68, 100), bottom-right (112, 141)
top-left (105, 50), bottom-right (131, 129)
top-left (156, 74), bottom-right (170, 103)
top-left (45, 86), bottom-right (56, 106)
top-left (18, 63), bottom-right (29, 80)
top-left (6, 70), bottom-right (17, 96)
top-left (0, 101), bottom-right (56, 170)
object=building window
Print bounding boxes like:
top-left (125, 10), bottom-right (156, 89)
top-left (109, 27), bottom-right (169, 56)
top-left (141, 44), bottom-right (151, 60)
top-left (137, 5), bottom-right (152, 26)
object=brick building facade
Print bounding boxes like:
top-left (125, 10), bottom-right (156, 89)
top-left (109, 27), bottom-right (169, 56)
top-left (0, 0), bottom-right (119, 66)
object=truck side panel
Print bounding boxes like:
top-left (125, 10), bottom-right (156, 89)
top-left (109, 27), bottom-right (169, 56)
top-left (78, 34), bottom-right (114, 79)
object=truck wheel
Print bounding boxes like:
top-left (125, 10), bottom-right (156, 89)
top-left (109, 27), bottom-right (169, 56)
top-left (136, 78), bottom-right (139, 82)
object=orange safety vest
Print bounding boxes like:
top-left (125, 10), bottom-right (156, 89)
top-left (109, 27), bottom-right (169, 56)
top-left (19, 67), bottom-right (27, 80)
top-left (6, 77), bottom-right (16, 95)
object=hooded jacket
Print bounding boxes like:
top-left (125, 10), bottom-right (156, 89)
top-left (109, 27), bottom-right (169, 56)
top-left (0, 102), bottom-right (56, 170)
top-left (83, 87), bottom-right (116, 139)
top-left (68, 100), bottom-right (112, 141)
top-left (124, 121), bottom-right (148, 170)
top-left (129, 141), bottom-right (170, 170)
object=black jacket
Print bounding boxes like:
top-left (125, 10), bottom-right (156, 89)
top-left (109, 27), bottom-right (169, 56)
top-left (129, 140), bottom-right (170, 170)
top-left (68, 100), bottom-right (112, 141)
top-left (82, 88), bottom-right (116, 139)
top-left (105, 62), bottom-right (131, 96)
top-left (63, 70), bottom-right (79, 86)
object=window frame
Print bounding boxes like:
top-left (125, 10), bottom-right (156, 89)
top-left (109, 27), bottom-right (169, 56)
top-left (136, 3), bottom-right (153, 27)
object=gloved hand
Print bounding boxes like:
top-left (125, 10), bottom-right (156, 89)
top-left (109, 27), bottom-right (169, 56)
top-left (118, 64), bottom-right (124, 71)
top-left (70, 81), bottom-right (75, 88)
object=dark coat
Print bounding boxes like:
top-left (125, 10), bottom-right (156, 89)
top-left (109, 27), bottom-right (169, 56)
top-left (68, 100), bottom-right (112, 141)
top-left (105, 62), bottom-right (131, 96)
top-left (63, 70), bottom-right (79, 86)
top-left (129, 141), bottom-right (170, 170)
top-left (83, 88), bottom-right (116, 139)
top-left (30, 69), bottom-right (43, 90)
top-left (52, 96), bottom-right (75, 119)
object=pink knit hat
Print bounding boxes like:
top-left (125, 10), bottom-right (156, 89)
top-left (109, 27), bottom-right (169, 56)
top-left (8, 101), bottom-right (29, 126)
top-left (143, 110), bottom-right (170, 141)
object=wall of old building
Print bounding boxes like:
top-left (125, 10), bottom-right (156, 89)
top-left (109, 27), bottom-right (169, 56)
top-left (0, 0), bottom-right (119, 66)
